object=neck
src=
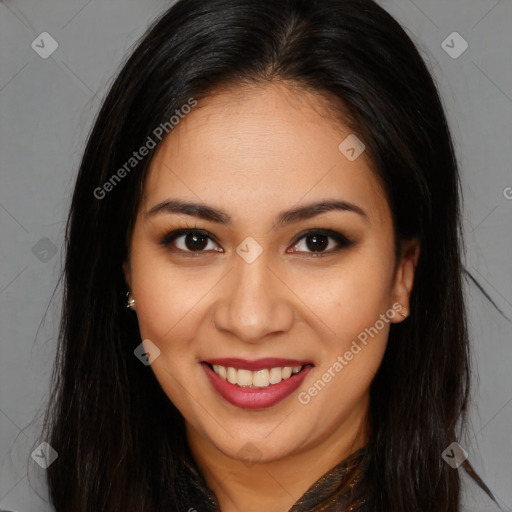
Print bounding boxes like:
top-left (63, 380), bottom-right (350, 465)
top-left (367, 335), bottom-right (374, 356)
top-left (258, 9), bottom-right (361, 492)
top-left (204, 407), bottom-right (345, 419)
top-left (186, 406), bottom-right (368, 512)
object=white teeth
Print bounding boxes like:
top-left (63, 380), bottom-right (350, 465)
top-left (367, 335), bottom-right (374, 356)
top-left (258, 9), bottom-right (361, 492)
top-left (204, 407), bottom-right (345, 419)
top-left (237, 369), bottom-right (253, 386)
top-left (227, 366), bottom-right (237, 384)
top-left (269, 367), bottom-right (282, 384)
top-left (252, 369), bottom-right (270, 388)
top-left (210, 364), bottom-right (305, 388)
top-left (281, 366), bottom-right (292, 379)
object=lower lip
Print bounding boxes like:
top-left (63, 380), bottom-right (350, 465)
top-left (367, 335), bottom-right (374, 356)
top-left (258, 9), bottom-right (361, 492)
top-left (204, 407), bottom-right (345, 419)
top-left (202, 363), bottom-right (313, 409)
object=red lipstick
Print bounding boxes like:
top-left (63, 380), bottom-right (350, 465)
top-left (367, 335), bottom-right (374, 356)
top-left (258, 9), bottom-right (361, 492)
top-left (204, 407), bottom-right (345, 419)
top-left (201, 359), bottom-right (313, 409)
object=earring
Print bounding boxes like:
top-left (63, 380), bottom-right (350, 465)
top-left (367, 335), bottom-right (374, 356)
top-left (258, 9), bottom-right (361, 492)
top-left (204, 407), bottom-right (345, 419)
top-left (398, 304), bottom-right (408, 318)
top-left (126, 291), bottom-right (136, 309)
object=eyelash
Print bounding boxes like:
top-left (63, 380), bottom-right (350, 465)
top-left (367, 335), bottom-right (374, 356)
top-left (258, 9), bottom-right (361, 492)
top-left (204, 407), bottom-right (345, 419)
top-left (158, 225), bottom-right (354, 257)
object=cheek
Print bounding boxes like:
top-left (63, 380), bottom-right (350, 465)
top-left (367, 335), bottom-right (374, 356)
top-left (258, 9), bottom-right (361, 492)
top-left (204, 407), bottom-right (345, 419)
top-left (292, 239), bottom-right (395, 401)
top-left (129, 241), bottom-right (216, 345)
top-left (129, 250), bottom-right (211, 412)
top-left (297, 245), bottom-right (395, 338)
top-left (297, 266), bottom-right (392, 423)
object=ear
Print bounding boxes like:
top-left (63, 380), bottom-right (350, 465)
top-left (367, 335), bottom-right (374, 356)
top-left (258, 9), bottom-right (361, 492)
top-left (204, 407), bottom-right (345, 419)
top-left (389, 237), bottom-right (420, 324)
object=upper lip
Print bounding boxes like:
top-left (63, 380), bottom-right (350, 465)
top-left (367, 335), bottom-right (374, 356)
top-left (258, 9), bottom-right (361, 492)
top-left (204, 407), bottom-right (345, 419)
top-left (203, 357), bottom-right (313, 371)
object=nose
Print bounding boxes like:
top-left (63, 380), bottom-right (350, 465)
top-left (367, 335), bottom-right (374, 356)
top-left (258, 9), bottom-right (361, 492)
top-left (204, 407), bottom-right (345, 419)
top-left (213, 252), bottom-right (295, 343)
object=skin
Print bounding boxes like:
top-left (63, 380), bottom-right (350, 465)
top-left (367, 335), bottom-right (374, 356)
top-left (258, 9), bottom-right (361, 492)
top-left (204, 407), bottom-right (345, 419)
top-left (124, 82), bottom-right (419, 512)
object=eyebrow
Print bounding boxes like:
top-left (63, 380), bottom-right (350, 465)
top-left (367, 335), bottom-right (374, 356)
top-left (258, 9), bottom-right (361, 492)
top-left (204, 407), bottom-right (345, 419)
top-left (145, 198), bottom-right (368, 227)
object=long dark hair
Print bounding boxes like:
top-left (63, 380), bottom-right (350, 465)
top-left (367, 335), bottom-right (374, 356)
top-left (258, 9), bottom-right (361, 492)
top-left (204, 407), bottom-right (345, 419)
top-left (43, 0), bottom-right (494, 510)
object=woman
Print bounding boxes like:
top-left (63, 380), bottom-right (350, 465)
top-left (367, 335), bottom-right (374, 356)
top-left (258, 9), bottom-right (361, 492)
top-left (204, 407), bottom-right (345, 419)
top-left (41, 0), bottom-right (498, 510)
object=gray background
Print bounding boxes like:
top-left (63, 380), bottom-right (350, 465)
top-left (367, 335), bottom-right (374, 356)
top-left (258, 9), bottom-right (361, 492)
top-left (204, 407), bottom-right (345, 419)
top-left (0, 0), bottom-right (511, 510)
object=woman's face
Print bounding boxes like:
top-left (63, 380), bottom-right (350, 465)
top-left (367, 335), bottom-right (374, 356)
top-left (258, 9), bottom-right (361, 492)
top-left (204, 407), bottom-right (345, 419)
top-left (124, 83), bottom-right (418, 464)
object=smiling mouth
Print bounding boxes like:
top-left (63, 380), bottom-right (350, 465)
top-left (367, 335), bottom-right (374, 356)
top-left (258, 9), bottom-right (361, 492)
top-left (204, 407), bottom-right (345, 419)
top-left (204, 362), bottom-right (313, 389)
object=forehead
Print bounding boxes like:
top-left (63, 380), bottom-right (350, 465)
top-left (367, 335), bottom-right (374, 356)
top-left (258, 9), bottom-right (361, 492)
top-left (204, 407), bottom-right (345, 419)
top-left (141, 83), bottom-right (390, 226)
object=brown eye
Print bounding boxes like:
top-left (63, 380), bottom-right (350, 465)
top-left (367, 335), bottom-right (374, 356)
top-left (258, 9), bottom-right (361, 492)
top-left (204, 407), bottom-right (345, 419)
top-left (159, 229), bottom-right (222, 253)
top-left (304, 233), bottom-right (329, 252)
top-left (182, 232), bottom-right (209, 251)
top-left (289, 229), bottom-right (354, 256)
